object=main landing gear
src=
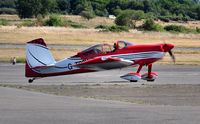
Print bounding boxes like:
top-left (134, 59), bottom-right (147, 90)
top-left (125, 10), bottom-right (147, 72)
top-left (120, 64), bottom-right (158, 82)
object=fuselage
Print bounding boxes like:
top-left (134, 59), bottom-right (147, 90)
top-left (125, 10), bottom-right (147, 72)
top-left (26, 42), bottom-right (168, 77)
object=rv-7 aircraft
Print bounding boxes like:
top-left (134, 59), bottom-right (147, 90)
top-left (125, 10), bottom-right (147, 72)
top-left (26, 38), bottom-right (175, 83)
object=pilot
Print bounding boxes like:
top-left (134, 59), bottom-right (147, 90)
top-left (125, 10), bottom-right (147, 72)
top-left (113, 43), bottom-right (117, 52)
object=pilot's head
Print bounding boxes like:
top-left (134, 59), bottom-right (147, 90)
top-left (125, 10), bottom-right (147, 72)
top-left (113, 43), bottom-right (117, 49)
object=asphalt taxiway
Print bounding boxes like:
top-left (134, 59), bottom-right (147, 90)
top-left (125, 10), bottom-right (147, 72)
top-left (0, 63), bottom-right (199, 84)
top-left (1, 87), bottom-right (200, 124)
top-left (0, 63), bottom-right (200, 124)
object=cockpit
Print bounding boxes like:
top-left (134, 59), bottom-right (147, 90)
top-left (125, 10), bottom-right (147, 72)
top-left (80, 44), bottom-right (112, 56)
top-left (77, 40), bottom-right (133, 58)
top-left (115, 40), bottom-right (133, 49)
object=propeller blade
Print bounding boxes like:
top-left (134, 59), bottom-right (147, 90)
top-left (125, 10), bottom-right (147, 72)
top-left (168, 50), bottom-right (176, 63)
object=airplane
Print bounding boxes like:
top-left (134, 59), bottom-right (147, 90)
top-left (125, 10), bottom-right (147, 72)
top-left (25, 38), bottom-right (175, 83)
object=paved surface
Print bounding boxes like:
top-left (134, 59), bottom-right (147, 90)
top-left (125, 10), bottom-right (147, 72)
top-left (0, 63), bottom-right (199, 85)
top-left (0, 63), bottom-right (200, 124)
top-left (1, 87), bottom-right (200, 124)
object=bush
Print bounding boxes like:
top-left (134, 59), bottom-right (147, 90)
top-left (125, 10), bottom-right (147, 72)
top-left (158, 16), bottom-right (192, 22)
top-left (21, 20), bottom-right (34, 27)
top-left (44, 15), bottom-right (85, 28)
top-left (80, 10), bottom-right (95, 20)
top-left (0, 8), bottom-right (17, 15)
top-left (141, 19), bottom-right (164, 32)
top-left (115, 12), bottom-right (133, 27)
top-left (97, 25), bottom-right (129, 32)
top-left (95, 25), bottom-right (108, 29)
top-left (115, 10), bottom-right (146, 28)
top-left (70, 23), bottom-right (85, 28)
top-left (44, 14), bottom-right (65, 27)
top-left (196, 27), bottom-right (200, 33)
top-left (35, 14), bottom-right (44, 26)
top-left (164, 25), bottom-right (191, 33)
top-left (65, 20), bottom-right (86, 28)
top-left (108, 25), bottom-right (129, 32)
top-left (16, 57), bottom-right (25, 63)
top-left (0, 19), bottom-right (9, 26)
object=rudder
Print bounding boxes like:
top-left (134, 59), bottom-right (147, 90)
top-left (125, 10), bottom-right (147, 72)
top-left (25, 38), bottom-right (55, 77)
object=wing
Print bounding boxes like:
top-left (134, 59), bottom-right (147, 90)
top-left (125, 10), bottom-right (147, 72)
top-left (74, 56), bottom-right (133, 70)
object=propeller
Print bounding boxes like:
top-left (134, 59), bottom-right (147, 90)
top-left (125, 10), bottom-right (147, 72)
top-left (168, 50), bottom-right (176, 63)
top-left (162, 43), bottom-right (176, 63)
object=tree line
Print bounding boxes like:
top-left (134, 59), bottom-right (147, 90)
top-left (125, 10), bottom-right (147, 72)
top-left (0, 0), bottom-right (200, 21)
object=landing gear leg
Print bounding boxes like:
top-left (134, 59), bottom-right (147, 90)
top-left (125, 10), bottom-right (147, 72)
top-left (137, 64), bottom-right (143, 73)
top-left (147, 64), bottom-right (154, 82)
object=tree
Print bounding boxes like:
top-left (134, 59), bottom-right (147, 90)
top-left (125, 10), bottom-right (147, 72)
top-left (39, 0), bottom-right (57, 16)
top-left (115, 10), bottom-right (146, 28)
top-left (15, 0), bottom-right (35, 18)
top-left (80, 10), bottom-right (95, 20)
top-left (115, 11), bottom-right (133, 28)
top-left (15, 0), bottom-right (57, 18)
top-left (0, 0), bottom-right (15, 8)
top-left (70, 0), bottom-right (95, 20)
top-left (71, 0), bottom-right (93, 15)
top-left (57, 0), bottom-right (71, 14)
top-left (91, 0), bottom-right (109, 16)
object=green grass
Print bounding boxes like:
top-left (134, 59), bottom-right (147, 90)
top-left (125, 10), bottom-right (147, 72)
top-left (0, 19), bottom-right (9, 26)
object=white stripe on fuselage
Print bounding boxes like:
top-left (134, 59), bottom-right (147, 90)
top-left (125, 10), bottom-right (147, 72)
top-left (111, 51), bottom-right (165, 60)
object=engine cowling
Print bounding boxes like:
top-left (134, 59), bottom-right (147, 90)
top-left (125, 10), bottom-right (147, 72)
top-left (141, 72), bottom-right (158, 82)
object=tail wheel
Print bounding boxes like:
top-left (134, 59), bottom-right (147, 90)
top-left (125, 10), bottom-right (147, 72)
top-left (28, 79), bottom-right (33, 83)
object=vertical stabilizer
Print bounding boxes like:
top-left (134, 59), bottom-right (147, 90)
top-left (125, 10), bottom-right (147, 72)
top-left (25, 38), bottom-right (55, 77)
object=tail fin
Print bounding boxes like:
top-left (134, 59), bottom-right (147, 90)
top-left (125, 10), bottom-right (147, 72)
top-left (25, 38), bottom-right (55, 77)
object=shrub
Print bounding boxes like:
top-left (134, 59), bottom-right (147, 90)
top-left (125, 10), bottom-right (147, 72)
top-left (196, 27), bottom-right (200, 33)
top-left (0, 8), bottom-right (17, 15)
top-left (64, 20), bottom-right (86, 28)
top-left (35, 14), bottom-right (44, 26)
top-left (95, 25), bottom-right (108, 29)
top-left (21, 20), bottom-right (34, 27)
top-left (158, 16), bottom-right (192, 22)
top-left (16, 57), bottom-right (25, 63)
top-left (115, 10), bottom-right (146, 28)
top-left (115, 12), bottom-right (133, 27)
top-left (80, 10), bottom-right (95, 20)
top-left (0, 19), bottom-right (9, 26)
top-left (164, 25), bottom-right (191, 33)
top-left (108, 25), bottom-right (129, 32)
top-left (44, 15), bottom-right (85, 28)
top-left (97, 25), bottom-right (129, 32)
top-left (44, 14), bottom-right (65, 27)
top-left (141, 19), bottom-right (164, 32)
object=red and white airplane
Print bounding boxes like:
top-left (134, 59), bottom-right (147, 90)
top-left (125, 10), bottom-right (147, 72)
top-left (25, 38), bottom-right (175, 83)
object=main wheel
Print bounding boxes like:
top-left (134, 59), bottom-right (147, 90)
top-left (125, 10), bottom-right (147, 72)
top-left (147, 79), bottom-right (155, 82)
top-left (130, 80), bottom-right (138, 82)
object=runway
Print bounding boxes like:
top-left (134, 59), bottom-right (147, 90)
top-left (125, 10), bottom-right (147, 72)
top-left (0, 63), bottom-right (199, 84)
top-left (1, 86), bottom-right (200, 124)
top-left (0, 63), bottom-right (200, 124)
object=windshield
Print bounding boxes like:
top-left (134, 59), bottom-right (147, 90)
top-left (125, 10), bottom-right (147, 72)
top-left (81, 44), bottom-right (112, 56)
